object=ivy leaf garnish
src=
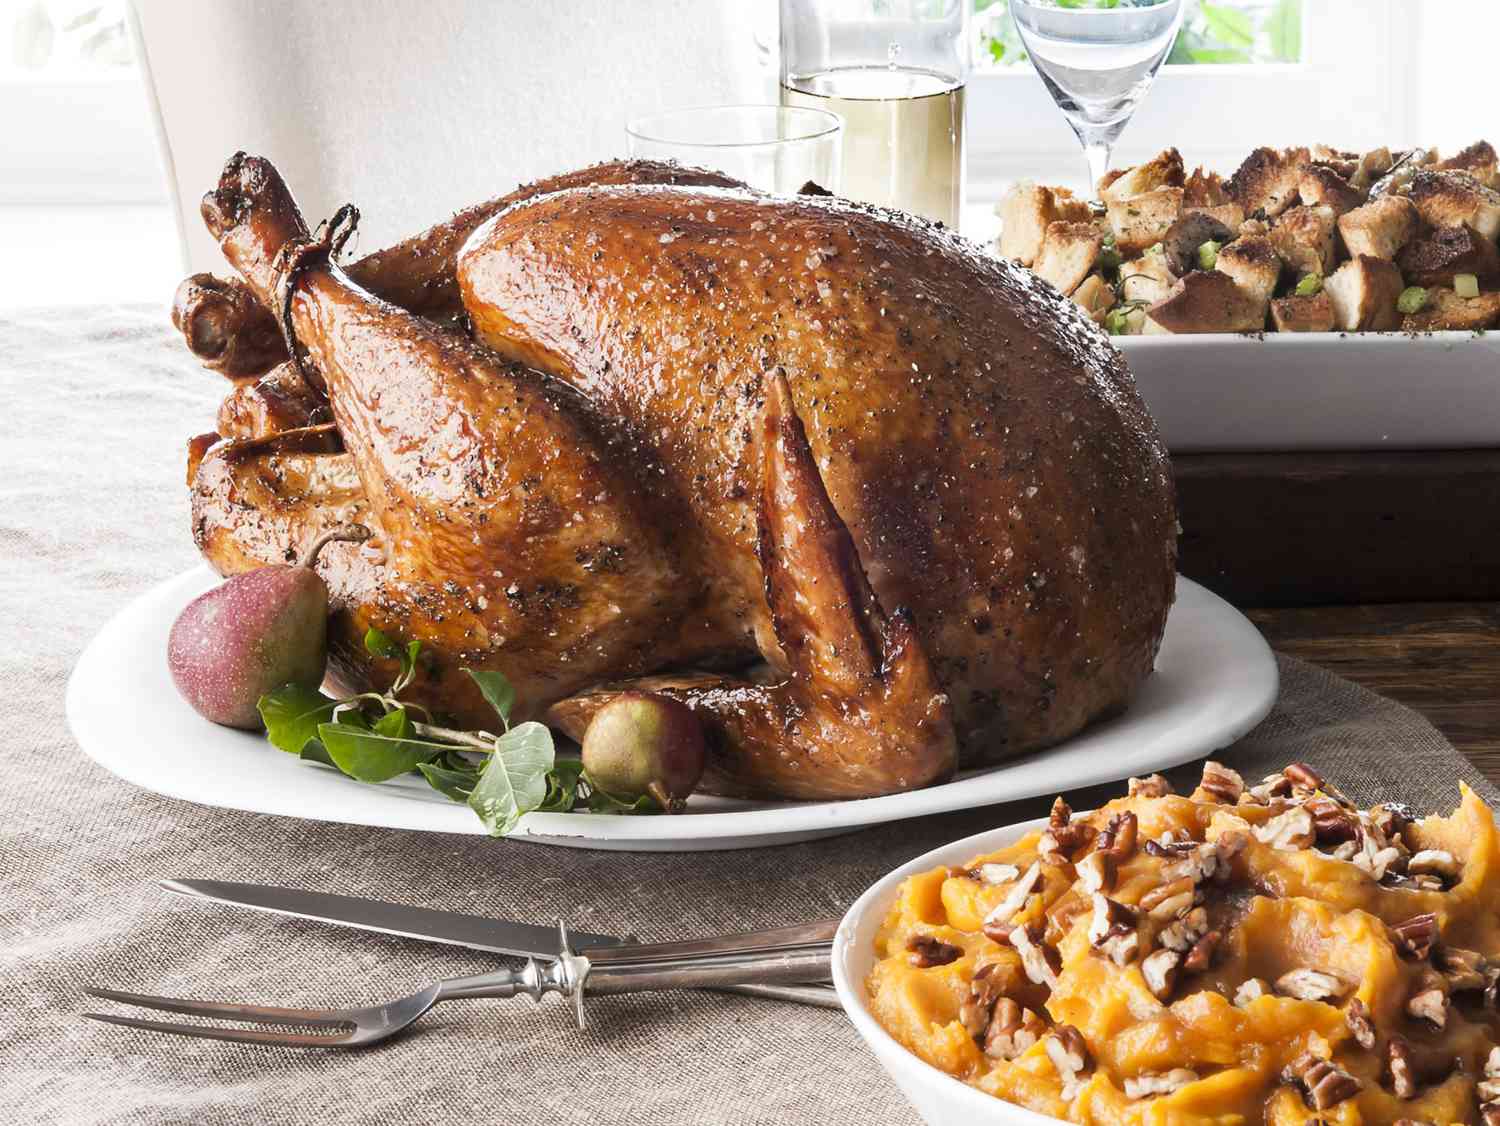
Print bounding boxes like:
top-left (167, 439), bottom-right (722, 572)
top-left (258, 683), bottom-right (337, 756)
top-left (463, 667), bottom-right (515, 730)
top-left (467, 721), bottom-right (555, 836)
top-left (316, 722), bottom-right (449, 783)
top-left (418, 760), bottom-right (481, 802)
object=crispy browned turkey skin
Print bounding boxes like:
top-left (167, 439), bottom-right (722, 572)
top-left (187, 153), bottom-right (1176, 800)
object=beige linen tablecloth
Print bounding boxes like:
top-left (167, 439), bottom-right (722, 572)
top-left (0, 305), bottom-right (1490, 1125)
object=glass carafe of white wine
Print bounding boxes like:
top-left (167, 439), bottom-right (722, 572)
top-left (777, 0), bottom-right (968, 228)
top-left (1009, 0), bottom-right (1184, 196)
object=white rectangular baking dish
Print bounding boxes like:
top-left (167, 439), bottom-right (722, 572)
top-left (1117, 330), bottom-right (1500, 453)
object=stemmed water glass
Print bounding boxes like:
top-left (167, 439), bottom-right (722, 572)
top-left (1009, 0), bottom-right (1185, 197)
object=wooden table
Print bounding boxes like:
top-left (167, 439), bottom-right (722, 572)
top-left (1172, 451), bottom-right (1500, 784)
top-left (1247, 603), bottom-right (1500, 784)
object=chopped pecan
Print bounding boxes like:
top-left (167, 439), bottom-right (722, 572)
top-left (1011, 924), bottom-right (1061, 989)
top-left (1387, 1036), bottom-right (1418, 1098)
top-left (1275, 968), bottom-right (1348, 1002)
top-left (1306, 794), bottom-right (1359, 844)
top-left (1165, 842), bottom-right (1220, 884)
top-left (1282, 762), bottom-right (1325, 791)
top-left (1405, 986), bottom-right (1447, 1027)
top-left (1128, 774), bottom-right (1174, 798)
top-left (962, 962), bottom-right (1000, 1025)
top-left (1254, 806), bottom-right (1316, 851)
top-left (1389, 913), bottom-right (1439, 961)
top-left (971, 862), bottom-right (1021, 886)
top-left (1214, 829), bottom-right (1251, 870)
top-left (1038, 796), bottom-right (1094, 865)
top-left (1144, 835), bottom-right (1196, 858)
top-left (1435, 945), bottom-right (1487, 992)
top-left (1371, 801), bottom-right (1418, 839)
top-left (1123, 1069), bottom-right (1198, 1099)
top-left (1407, 849), bottom-right (1459, 883)
top-left (1234, 977), bottom-right (1270, 1006)
top-left (1142, 948), bottom-right (1181, 1000)
top-left (1045, 1024), bottom-right (1092, 1096)
top-left (1159, 906), bottom-right (1209, 953)
top-left (907, 934), bottom-right (962, 968)
top-left (1353, 832), bottom-right (1407, 881)
top-left (982, 996), bottom-right (1046, 1060)
top-left (1284, 1051), bottom-right (1363, 1111)
top-left (1076, 849), bottom-right (1115, 894)
top-left (1346, 997), bottom-right (1376, 1050)
top-left (1098, 811), bottom-right (1139, 860)
top-left (1183, 929), bottom-right (1222, 973)
top-left (1247, 772), bottom-right (1294, 805)
top-left (981, 861), bottom-right (1042, 940)
top-left (1099, 927), bottom-right (1140, 967)
top-left (1197, 761), bottom-right (1244, 804)
top-left (1088, 894), bottom-right (1136, 946)
top-left (1139, 876), bottom-right (1197, 914)
top-left (1389, 873), bottom-right (1445, 892)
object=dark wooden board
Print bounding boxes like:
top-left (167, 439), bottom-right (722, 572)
top-left (1249, 602), bottom-right (1500, 781)
top-left (1175, 450), bottom-right (1500, 606)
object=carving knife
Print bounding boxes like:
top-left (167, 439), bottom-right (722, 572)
top-left (160, 878), bottom-right (841, 1009)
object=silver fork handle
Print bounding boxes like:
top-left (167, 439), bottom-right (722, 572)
top-left (430, 922), bottom-right (835, 1027)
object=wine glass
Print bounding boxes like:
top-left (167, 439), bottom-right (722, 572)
top-left (1009, 0), bottom-right (1184, 197)
top-left (626, 105), bottom-right (843, 195)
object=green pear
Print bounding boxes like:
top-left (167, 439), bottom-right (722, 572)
top-left (167, 525), bottom-right (369, 729)
top-left (581, 692), bottom-right (706, 811)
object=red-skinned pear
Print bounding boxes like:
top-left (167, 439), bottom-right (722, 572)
top-left (167, 525), bottom-right (369, 728)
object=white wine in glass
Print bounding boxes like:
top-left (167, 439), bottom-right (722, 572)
top-left (776, 0), bottom-right (968, 228)
top-left (781, 65), bottom-right (965, 227)
top-left (1009, 0), bottom-right (1183, 196)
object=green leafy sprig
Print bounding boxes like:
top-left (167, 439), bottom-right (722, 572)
top-left (257, 628), bottom-right (665, 836)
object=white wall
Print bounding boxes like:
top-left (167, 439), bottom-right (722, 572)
top-left (133, 0), bottom-right (765, 273)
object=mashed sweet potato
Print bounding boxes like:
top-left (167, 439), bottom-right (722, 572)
top-left (868, 763), bottom-right (1500, 1124)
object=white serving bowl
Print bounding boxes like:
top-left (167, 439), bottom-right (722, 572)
top-left (833, 816), bottom-right (1064, 1125)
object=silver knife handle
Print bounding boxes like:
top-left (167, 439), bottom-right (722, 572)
top-left (584, 917), bottom-right (841, 965)
top-left (586, 945), bottom-right (832, 997)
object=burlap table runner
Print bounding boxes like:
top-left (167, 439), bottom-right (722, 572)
top-left (1, 305), bottom-right (1489, 1125)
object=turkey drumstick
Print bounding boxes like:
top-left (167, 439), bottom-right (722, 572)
top-left (173, 159), bottom-right (746, 379)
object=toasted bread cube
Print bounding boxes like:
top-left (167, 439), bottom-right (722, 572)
top-left (997, 183), bottom-right (1093, 266)
top-left (1214, 236), bottom-right (1281, 311)
top-left (1324, 255), bottom-right (1404, 331)
top-left (1407, 170), bottom-right (1500, 242)
top-left (1107, 187), bottom-right (1183, 255)
top-left (1351, 146), bottom-right (1394, 193)
top-left (1185, 203), bottom-right (1245, 231)
top-left (1297, 164), bottom-right (1365, 217)
top-left (1119, 250), bottom-right (1177, 307)
top-left (1226, 146), bottom-right (1310, 217)
top-left (1270, 292), bottom-right (1336, 333)
top-left (1436, 141), bottom-right (1499, 188)
top-left (1337, 196), bottom-right (1419, 260)
top-left (1183, 167), bottom-right (1231, 208)
top-left (1161, 211), bottom-right (1236, 276)
top-left (1070, 273), bottom-right (1115, 323)
top-left (1401, 287), bottom-right (1500, 332)
top-left (1269, 204), bottom-right (1338, 275)
top-left (1397, 225), bottom-right (1500, 286)
top-left (1310, 144), bottom-right (1359, 177)
top-left (1146, 270), bottom-right (1266, 334)
top-left (1032, 221), bottom-right (1103, 296)
top-left (1099, 148), bottom-right (1185, 203)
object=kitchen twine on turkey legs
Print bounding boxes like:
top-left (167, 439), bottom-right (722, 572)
top-left (272, 203), bottom-right (361, 387)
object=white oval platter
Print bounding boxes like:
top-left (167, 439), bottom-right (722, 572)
top-left (68, 568), bottom-right (1276, 851)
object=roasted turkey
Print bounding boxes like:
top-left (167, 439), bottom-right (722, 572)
top-left (185, 152), bottom-right (1176, 800)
